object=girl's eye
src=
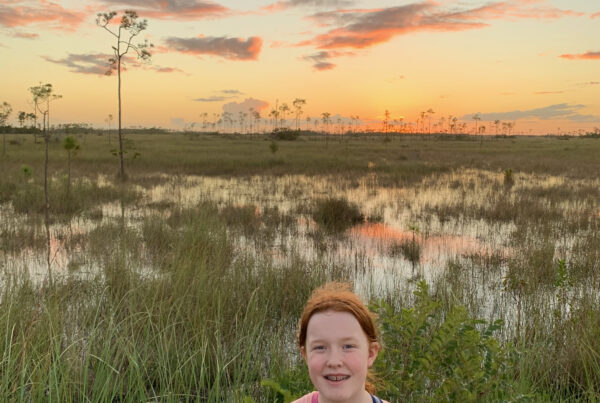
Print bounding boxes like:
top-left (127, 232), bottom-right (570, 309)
top-left (343, 344), bottom-right (356, 350)
top-left (313, 345), bottom-right (325, 351)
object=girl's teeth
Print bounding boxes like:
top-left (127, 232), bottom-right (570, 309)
top-left (326, 375), bottom-right (348, 381)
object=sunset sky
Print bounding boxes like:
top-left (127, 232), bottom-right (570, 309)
top-left (1, 0), bottom-right (599, 134)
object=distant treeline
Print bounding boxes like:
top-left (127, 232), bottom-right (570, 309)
top-left (2, 124), bottom-right (600, 138)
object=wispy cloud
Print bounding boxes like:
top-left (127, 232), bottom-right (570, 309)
top-left (195, 96), bottom-right (232, 102)
top-left (299, 0), bottom-right (581, 50)
top-left (303, 51), bottom-right (337, 70)
top-left (462, 103), bottom-right (600, 122)
top-left (560, 51), bottom-right (600, 60)
top-left (42, 53), bottom-right (115, 75)
top-left (164, 36), bottom-right (262, 60)
top-left (262, 0), bottom-right (354, 13)
top-left (97, 0), bottom-right (228, 20)
top-left (194, 89), bottom-right (244, 102)
top-left (533, 91), bottom-right (563, 95)
top-left (0, 0), bottom-right (86, 30)
top-left (152, 66), bottom-right (185, 74)
top-left (10, 31), bottom-right (39, 39)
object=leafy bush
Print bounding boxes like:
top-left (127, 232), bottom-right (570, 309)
top-left (271, 128), bottom-right (299, 141)
top-left (373, 281), bottom-right (519, 402)
top-left (503, 168), bottom-right (514, 188)
top-left (312, 197), bottom-right (364, 232)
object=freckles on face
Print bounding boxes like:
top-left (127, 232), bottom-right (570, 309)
top-left (303, 310), bottom-right (378, 403)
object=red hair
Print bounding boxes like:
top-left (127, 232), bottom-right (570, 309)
top-left (298, 282), bottom-right (379, 394)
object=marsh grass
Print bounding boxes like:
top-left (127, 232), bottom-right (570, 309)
top-left (0, 201), bottom-right (338, 401)
top-left (2, 133), bottom-right (600, 400)
top-left (389, 238), bottom-right (421, 265)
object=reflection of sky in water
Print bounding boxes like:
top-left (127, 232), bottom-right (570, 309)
top-left (2, 169), bottom-right (598, 332)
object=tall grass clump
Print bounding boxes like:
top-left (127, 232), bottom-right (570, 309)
top-left (9, 176), bottom-right (141, 216)
top-left (0, 200), bottom-right (344, 401)
top-left (312, 197), bottom-right (364, 232)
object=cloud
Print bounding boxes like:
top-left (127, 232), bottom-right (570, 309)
top-left (10, 31), bottom-right (39, 39)
top-left (262, 0), bottom-right (354, 12)
top-left (152, 66), bottom-right (185, 73)
top-left (592, 11), bottom-right (600, 19)
top-left (222, 89), bottom-right (243, 95)
top-left (195, 96), bottom-right (232, 102)
top-left (300, 1), bottom-right (582, 50)
top-left (303, 51), bottom-right (337, 70)
top-left (533, 91), bottom-right (563, 95)
top-left (222, 98), bottom-right (269, 114)
top-left (97, 0), bottom-right (228, 20)
top-left (194, 89), bottom-right (244, 102)
top-left (560, 51), bottom-right (600, 60)
top-left (164, 36), bottom-right (262, 60)
top-left (42, 53), bottom-right (115, 75)
top-left (462, 103), bottom-right (600, 122)
top-left (302, 49), bottom-right (354, 71)
top-left (0, 1), bottom-right (86, 30)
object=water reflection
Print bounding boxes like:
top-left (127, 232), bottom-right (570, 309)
top-left (2, 169), bottom-right (597, 337)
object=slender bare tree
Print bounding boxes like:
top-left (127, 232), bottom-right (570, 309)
top-left (279, 102), bottom-right (290, 128)
top-left (321, 112), bottom-right (331, 148)
top-left (97, 10), bottom-right (152, 181)
top-left (292, 98), bottom-right (306, 131)
top-left (0, 102), bottom-right (12, 156)
top-left (29, 83), bottom-right (61, 283)
top-left (472, 113), bottom-right (481, 135)
top-left (426, 108), bottom-right (434, 134)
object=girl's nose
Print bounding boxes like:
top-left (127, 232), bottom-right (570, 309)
top-left (326, 351), bottom-right (343, 367)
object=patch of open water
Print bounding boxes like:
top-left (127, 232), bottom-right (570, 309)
top-left (2, 169), bottom-right (598, 333)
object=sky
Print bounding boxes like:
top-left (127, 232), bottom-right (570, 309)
top-left (1, 0), bottom-right (599, 134)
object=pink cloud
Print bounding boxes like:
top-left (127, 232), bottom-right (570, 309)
top-left (97, 0), bottom-right (228, 20)
top-left (164, 36), bottom-right (262, 60)
top-left (261, 0), bottom-right (354, 13)
top-left (153, 66), bottom-right (185, 73)
top-left (560, 51), bottom-right (600, 60)
top-left (42, 53), bottom-right (137, 75)
top-left (300, 1), bottom-right (583, 50)
top-left (10, 31), bottom-right (39, 39)
top-left (0, 1), bottom-right (86, 30)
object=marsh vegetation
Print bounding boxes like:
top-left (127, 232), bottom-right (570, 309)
top-left (1, 132), bottom-right (600, 401)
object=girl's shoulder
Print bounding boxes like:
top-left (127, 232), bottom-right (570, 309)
top-left (290, 391), bottom-right (318, 403)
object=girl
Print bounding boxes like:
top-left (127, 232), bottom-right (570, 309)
top-left (293, 282), bottom-right (389, 403)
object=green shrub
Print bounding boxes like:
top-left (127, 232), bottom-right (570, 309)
top-left (312, 197), bottom-right (364, 232)
top-left (271, 128), bottom-right (299, 141)
top-left (503, 168), bottom-right (514, 188)
top-left (373, 281), bottom-right (519, 402)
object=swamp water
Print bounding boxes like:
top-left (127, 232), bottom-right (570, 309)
top-left (2, 168), bottom-right (599, 339)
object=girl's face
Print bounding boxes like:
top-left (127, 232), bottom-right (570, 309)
top-left (302, 310), bottom-right (379, 403)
